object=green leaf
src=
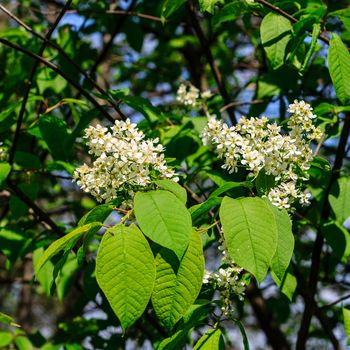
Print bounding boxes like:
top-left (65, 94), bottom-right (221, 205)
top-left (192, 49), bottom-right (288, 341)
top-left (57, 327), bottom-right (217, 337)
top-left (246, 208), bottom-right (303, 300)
top-left (212, 1), bottom-right (248, 29)
top-left (193, 328), bottom-right (225, 349)
top-left (157, 301), bottom-right (211, 350)
top-left (15, 336), bottom-right (34, 350)
top-left (260, 13), bottom-right (292, 69)
top-left (190, 197), bottom-right (222, 223)
top-left (0, 312), bottom-right (20, 327)
top-left (329, 176), bottom-right (350, 224)
top-left (321, 221), bottom-right (350, 261)
top-left (35, 223), bottom-right (101, 273)
top-left (199, 0), bottom-right (224, 14)
top-left (152, 231), bottom-right (204, 330)
top-left (78, 204), bottom-right (114, 226)
top-left (38, 115), bottom-right (71, 160)
top-left (255, 170), bottom-right (275, 196)
top-left (271, 266), bottom-right (297, 301)
top-left (209, 181), bottom-right (251, 198)
top-left (162, 0), bottom-right (187, 18)
top-left (0, 163), bottom-right (11, 186)
top-left (109, 89), bottom-right (159, 123)
top-left (155, 180), bottom-right (187, 204)
top-left (343, 307), bottom-right (350, 345)
top-left (220, 197), bottom-right (277, 283)
top-left (96, 224), bottom-right (155, 329)
top-left (269, 205), bottom-right (294, 280)
top-left (328, 9), bottom-right (350, 32)
top-left (0, 332), bottom-right (12, 348)
top-left (134, 190), bottom-right (192, 259)
top-left (33, 248), bottom-right (54, 296)
top-left (328, 34), bottom-right (350, 104)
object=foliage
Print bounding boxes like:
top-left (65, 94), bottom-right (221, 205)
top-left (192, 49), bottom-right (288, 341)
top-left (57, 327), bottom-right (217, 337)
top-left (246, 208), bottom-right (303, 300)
top-left (0, 0), bottom-right (350, 349)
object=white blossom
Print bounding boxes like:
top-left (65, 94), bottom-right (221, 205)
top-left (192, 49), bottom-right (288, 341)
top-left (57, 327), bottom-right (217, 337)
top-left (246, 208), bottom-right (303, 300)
top-left (0, 142), bottom-right (7, 161)
top-left (73, 119), bottom-right (178, 205)
top-left (202, 100), bottom-right (322, 209)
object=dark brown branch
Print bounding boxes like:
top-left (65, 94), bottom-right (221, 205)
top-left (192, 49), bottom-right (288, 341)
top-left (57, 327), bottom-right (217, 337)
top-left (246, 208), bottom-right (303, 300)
top-left (7, 180), bottom-right (64, 236)
top-left (8, 0), bottom-right (72, 165)
top-left (320, 293), bottom-right (350, 310)
top-left (0, 37), bottom-right (114, 123)
top-left (186, 1), bottom-right (237, 124)
top-left (296, 115), bottom-right (350, 349)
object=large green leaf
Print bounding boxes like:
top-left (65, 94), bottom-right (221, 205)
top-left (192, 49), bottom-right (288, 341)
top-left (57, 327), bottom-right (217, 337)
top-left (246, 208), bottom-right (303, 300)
top-left (271, 266), bottom-right (297, 301)
top-left (155, 179), bottom-right (187, 204)
top-left (152, 231), bottom-right (204, 330)
top-left (328, 34), bottom-right (350, 104)
top-left (260, 13), bottom-right (292, 69)
top-left (220, 197), bottom-right (277, 283)
top-left (329, 176), bottom-right (350, 224)
top-left (193, 328), bottom-right (225, 349)
top-left (328, 9), bottom-right (350, 32)
top-left (269, 205), bottom-right (294, 280)
top-left (35, 223), bottom-right (101, 273)
top-left (134, 190), bottom-right (192, 259)
top-left (96, 224), bottom-right (155, 329)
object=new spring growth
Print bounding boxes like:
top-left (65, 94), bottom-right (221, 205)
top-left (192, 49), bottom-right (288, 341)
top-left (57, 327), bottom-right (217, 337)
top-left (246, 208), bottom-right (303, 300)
top-left (73, 119), bottom-right (178, 205)
top-left (202, 100), bottom-right (323, 210)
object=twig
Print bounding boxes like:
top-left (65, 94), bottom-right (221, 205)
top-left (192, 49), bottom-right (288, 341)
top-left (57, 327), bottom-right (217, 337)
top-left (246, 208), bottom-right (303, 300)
top-left (8, 0), bottom-right (72, 164)
top-left (220, 99), bottom-right (268, 113)
top-left (186, 1), bottom-right (237, 124)
top-left (7, 180), bottom-right (64, 236)
top-left (320, 293), bottom-right (350, 310)
top-left (0, 37), bottom-right (114, 123)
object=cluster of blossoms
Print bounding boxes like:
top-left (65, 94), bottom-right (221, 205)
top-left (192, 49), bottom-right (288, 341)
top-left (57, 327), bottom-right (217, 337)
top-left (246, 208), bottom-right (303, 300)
top-left (202, 100), bottom-right (323, 209)
top-left (73, 119), bottom-right (178, 205)
top-left (203, 239), bottom-right (246, 315)
top-left (176, 83), bottom-right (212, 107)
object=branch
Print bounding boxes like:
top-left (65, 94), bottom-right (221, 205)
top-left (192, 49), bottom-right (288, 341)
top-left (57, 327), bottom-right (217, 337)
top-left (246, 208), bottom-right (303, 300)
top-left (0, 37), bottom-right (114, 123)
top-left (8, 0), bottom-right (72, 165)
top-left (0, 4), bottom-right (122, 118)
top-left (7, 180), bottom-right (64, 236)
top-left (186, 1), bottom-right (237, 124)
top-left (296, 115), bottom-right (350, 349)
top-left (320, 293), bottom-right (350, 310)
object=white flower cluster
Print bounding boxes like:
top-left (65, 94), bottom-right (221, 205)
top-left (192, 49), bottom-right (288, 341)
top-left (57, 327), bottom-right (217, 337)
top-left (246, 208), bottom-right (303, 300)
top-left (176, 83), bottom-right (212, 107)
top-left (73, 119), bottom-right (178, 204)
top-left (202, 100), bottom-right (322, 209)
top-left (203, 239), bottom-right (246, 314)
